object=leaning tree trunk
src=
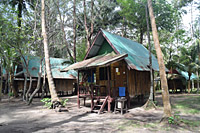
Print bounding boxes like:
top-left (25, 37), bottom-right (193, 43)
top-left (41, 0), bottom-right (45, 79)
top-left (21, 56), bottom-right (32, 102)
top-left (25, 75), bottom-right (32, 101)
top-left (147, 0), bottom-right (172, 118)
top-left (28, 59), bottom-right (43, 105)
top-left (41, 0), bottom-right (59, 103)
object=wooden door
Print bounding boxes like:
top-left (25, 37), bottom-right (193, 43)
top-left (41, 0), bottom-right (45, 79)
top-left (114, 64), bottom-right (127, 88)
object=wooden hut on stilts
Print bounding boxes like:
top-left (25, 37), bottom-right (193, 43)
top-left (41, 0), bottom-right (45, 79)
top-left (61, 29), bottom-right (161, 114)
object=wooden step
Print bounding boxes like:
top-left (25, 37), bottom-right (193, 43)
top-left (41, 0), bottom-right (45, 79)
top-left (98, 96), bottom-right (109, 114)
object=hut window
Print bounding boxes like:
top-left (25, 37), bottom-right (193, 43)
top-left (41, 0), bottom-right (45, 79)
top-left (99, 67), bottom-right (111, 80)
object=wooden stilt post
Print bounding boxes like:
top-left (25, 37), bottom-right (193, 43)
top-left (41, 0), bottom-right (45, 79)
top-left (90, 69), bottom-right (94, 111)
top-left (107, 66), bottom-right (111, 112)
top-left (77, 70), bottom-right (80, 108)
top-left (90, 83), bottom-right (94, 111)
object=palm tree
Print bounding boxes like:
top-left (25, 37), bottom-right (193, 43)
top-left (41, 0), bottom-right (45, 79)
top-left (179, 45), bottom-right (198, 93)
top-left (147, 0), bottom-right (172, 118)
top-left (1, 0), bottom-right (35, 29)
top-left (41, 0), bottom-right (59, 106)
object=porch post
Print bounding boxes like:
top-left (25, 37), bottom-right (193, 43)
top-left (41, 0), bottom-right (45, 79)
top-left (107, 66), bottom-right (111, 112)
top-left (77, 70), bottom-right (80, 108)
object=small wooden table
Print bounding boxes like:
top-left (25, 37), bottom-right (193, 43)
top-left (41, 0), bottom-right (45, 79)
top-left (114, 97), bottom-right (128, 115)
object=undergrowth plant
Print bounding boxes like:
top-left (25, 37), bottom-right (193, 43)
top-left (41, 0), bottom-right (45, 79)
top-left (41, 98), bottom-right (52, 109)
top-left (40, 98), bottom-right (69, 109)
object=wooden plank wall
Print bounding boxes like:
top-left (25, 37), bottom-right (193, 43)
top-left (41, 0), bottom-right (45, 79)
top-left (128, 69), bottom-right (150, 97)
top-left (55, 79), bottom-right (76, 92)
top-left (15, 79), bottom-right (76, 93)
top-left (95, 60), bottom-right (150, 97)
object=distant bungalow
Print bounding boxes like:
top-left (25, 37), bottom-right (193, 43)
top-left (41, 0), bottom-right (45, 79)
top-left (14, 56), bottom-right (77, 96)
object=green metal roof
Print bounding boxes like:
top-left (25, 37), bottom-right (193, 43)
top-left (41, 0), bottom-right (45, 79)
top-left (85, 29), bottom-right (163, 71)
top-left (49, 57), bottom-right (77, 79)
top-left (20, 56), bottom-right (77, 79)
top-left (22, 56), bottom-right (41, 77)
top-left (177, 69), bottom-right (198, 80)
top-left (102, 30), bottom-right (160, 71)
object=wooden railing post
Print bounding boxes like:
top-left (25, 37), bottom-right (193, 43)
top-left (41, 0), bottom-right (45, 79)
top-left (107, 66), bottom-right (111, 112)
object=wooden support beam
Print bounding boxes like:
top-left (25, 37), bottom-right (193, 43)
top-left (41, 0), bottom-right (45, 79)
top-left (90, 84), bottom-right (94, 111)
top-left (107, 66), bottom-right (111, 112)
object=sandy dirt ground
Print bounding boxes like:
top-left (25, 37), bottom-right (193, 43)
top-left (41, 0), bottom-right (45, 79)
top-left (0, 94), bottom-right (200, 133)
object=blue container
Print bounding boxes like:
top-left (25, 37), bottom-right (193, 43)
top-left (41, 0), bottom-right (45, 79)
top-left (119, 87), bottom-right (126, 97)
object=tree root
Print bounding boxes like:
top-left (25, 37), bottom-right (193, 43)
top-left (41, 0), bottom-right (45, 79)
top-left (52, 101), bottom-right (68, 112)
top-left (143, 99), bottom-right (157, 109)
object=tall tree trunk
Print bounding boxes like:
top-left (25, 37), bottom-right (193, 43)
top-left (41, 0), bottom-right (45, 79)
top-left (122, 17), bottom-right (127, 37)
top-left (41, 61), bottom-right (46, 98)
top-left (90, 0), bottom-right (94, 40)
top-left (197, 42), bottom-right (200, 93)
top-left (139, 29), bottom-right (144, 44)
top-left (143, 4), bottom-right (156, 109)
top-left (41, 0), bottom-right (59, 103)
top-left (197, 70), bottom-right (199, 93)
top-left (11, 64), bottom-right (18, 97)
top-left (147, 0), bottom-right (172, 117)
top-left (17, 0), bottom-right (23, 29)
top-left (55, 1), bottom-right (73, 60)
top-left (146, 4), bottom-right (154, 101)
top-left (188, 74), bottom-right (191, 93)
top-left (5, 70), bottom-right (9, 94)
top-left (23, 72), bottom-right (27, 101)
top-left (0, 58), bottom-right (3, 101)
top-left (73, 0), bottom-right (77, 63)
top-left (83, 0), bottom-right (90, 50)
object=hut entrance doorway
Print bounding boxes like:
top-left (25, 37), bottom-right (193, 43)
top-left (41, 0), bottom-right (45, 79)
top-left (114, 65), bottom-right (127, 88)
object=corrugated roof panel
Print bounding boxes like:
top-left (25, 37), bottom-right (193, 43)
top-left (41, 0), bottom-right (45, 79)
top-left (20, 56), bottom-right (77, 79)
top-left (177, 69), bottom-right (198, 80)
top-left (101, 30), bottom-right (160, 71)
top-left (61, 53), bottom-right (128, 71)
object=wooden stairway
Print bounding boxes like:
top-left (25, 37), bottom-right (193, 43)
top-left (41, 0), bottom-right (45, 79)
top-left (92, 96), bottom-right (109, 114)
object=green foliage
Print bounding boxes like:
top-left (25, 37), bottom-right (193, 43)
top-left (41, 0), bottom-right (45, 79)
top-left (117, 0), bottom-right (177, 43)
top-left (8, 92), bottom-right (14, 97)
top-left (76, 39), bottom-right (87, 62)
top-left (168, 116), bottom-right (175, 124)
top-left (60, 98), bottom-right (68, 106)
top-left (41, 98), bottom-right (52, 109)
top-left (179, 44), bottom-right (199, 80)
top-left (40, 98), bottom-right (68, 109)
